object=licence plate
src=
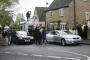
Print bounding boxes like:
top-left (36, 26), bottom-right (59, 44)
top-left (25, 40), bottom-right (30, 42)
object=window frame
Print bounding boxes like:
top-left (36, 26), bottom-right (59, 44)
top-left (48, 11), bottom-right (52, 16)
top-left (59, 8), bottom-right (64, 17)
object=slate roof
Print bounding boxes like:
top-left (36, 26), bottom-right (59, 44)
top-left (35, 7), bottom-right (47, 21)
top-left (48, 0), bottom-right (72, 11)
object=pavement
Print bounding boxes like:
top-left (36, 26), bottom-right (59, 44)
top-left (81, 39), bottom-right (90, 45)
top-left (0, 39), bottom-right (90, 46)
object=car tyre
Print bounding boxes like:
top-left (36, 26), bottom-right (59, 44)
top-left (61, 39), bottom-right (66, 46)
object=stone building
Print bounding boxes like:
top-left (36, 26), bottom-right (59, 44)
top-left (46, 0), bottom-right (90, 39)
top-left (33, 7), bottom-right (47, 27)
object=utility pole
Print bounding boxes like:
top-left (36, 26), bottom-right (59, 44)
top-left (73, 0), bottom-right (76, 28)
top-left (45, 0), bottom-right (48, 28)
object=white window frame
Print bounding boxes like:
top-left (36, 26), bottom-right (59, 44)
top-left (85, 12), bottom-right (90, 20)
top-left (87, 21), bottom-right (90, 29)
top-left (60, 23), bottom-right (67, 31)
top-left (83, 0), bottom-right (87, 1)
top-left (59, 8), bottom-right (64, 16)
top-left (48, 11), bottom-right (52, 16)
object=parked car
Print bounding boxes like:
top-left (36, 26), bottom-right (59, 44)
top-left (12, 31), bottom-right (34, 44)
top-left (46, 30), bottom-right (82, 46)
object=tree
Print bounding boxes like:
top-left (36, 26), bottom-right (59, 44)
top-left (0, 10), bottom-right (13, 25)
top-left (0, 0), bottom-right (18, 10)
top-left (0, 0), bottom-right (18, 26)
top-left (15, 13), bottom-right (25, 24)
top-left (12, 13), bottom-right (25, 30)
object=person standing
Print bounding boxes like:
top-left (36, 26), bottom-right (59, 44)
top-left (69, 28), bottom-right (78, 35)
top-left (83, 24), bottom-right (88, 39)
top-left (28, 28), bottom-right (33, 36)
top-left (2, 25), bottom-right (9, 45)
top-left (11, 28), bottom-right (16, 44)
top-left (0, 25), bottom-right (2, 44)
top-left (76, 24), bottom-right (83, 38)
top-left (41, 27), bottom-right (47, 45)
top-left (26, 11), bottom-right (31, 21)
top-left (34, 27), bottom-right (42, 45)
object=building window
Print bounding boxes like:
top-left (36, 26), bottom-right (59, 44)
top-left (60, 23), bottom-right (67, 31)
top-left (87, 21), bottom-right (90, 29)
top-left (48, 23), bottom-right (53, 30)
top-left (80, 0), bottom-right (87, 2)
top-left (59, 8), bottom-right (64, 16)
top-left (85, 12), bottom-right (90, 20)
top-left (83, 0), bottom-right (87, 1)
top-left (48, 11), bottom-right (52, 16)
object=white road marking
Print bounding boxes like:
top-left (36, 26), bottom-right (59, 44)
top-left (0, 51), bottom-right (89, 60)
top-left (47, 56), bottom-right (62, 59)
top-left (65, 58), bottom-right (80, 60)
top-left (0, 51), bottom-right (14, 55)
top-left (23, 54), bottom-right (28, 56)
top-left (0, 52), bottom-right (80, 60)
top-left (88, 57), bottom-right (90, 60)
top-left (32, 55), bottom-right (43, 57)
top-left (63, 50), bottom-right (90, 60)
top-left (17, 52), bottom-right (29, 56)
top-left (4, 52), bottom-right (10, 54)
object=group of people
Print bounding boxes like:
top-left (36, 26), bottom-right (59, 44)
top-left (70, 24), bottom-right (88, 39)
top-left (28, 26), bottom-right (47, 45)
top-left (76, 24), bottom-right (88, 39)
top-left (0, 25), bottom-right (11, 45)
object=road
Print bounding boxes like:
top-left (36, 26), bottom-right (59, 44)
top-left (0, 43), bottom-right (90, 60)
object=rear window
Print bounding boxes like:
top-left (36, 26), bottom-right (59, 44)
top-left (16, 31), bottom-right (27, 35)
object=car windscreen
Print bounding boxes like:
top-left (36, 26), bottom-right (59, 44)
top-left (58, 31), bottom-right (72, 35)
top-left (64, 31), bottom-right (72, 34)
top-left (16, 31), bottom-right (27, 36)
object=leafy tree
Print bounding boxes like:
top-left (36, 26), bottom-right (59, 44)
top-left (0, 0), bottom-right (18, 10)
top-left (15, 13), bottom-right (25, 23)
top-left (0, 10), bottom-right (13, 25)
top-left (0, 0), bottom-right (18, 26)
top-left (12, 13), bottom-right (25, 30)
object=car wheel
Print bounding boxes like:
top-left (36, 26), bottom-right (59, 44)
top-left (30, 40), bottom-right (33, 44)
top-left (61, 39), bottom-right (66, 46)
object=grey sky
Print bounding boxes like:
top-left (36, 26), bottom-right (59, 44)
top-left (17, 0), bottom-right (53, 19)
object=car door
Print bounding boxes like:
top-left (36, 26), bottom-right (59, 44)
top-left (46, 32), bottom-right (54, 42)
top-left (54, 31), bottom-right (61, 42)
top-left (57, 31), bottom-right (66, 43)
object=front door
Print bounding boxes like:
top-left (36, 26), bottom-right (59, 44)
top-left (60, 23), bottom-right (67, 31)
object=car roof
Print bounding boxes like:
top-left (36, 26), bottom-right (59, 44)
top-left (54, 30), bottom-right (65, 32)
top-left (16, 31), bottom-right (27, 33)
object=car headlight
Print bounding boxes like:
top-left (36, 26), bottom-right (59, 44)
top-left (30, 36), bottom-right (34, 39)
top-left (65, 37), bottom-right (72, 39)
top-left (64, 38), bottom-right (74, 41)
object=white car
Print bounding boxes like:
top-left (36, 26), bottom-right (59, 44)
top-left (46, 30), bottom-right (82, 46)
top-left (13, 31), bottom-right (34, 44)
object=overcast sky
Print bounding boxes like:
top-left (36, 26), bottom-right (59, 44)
top-left (16, 0), bottom-right (53, 20)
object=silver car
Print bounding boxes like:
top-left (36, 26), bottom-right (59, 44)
top-left (46, 30), bottom-right (82, 46)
